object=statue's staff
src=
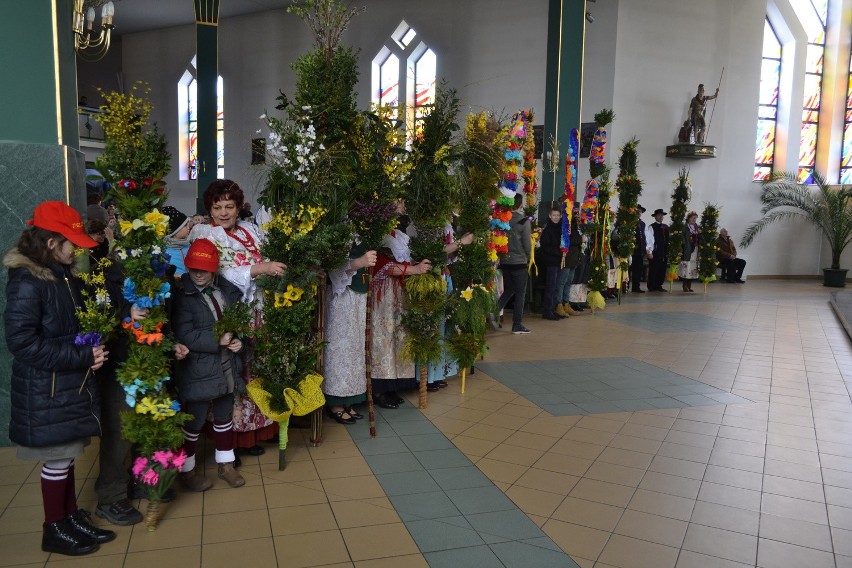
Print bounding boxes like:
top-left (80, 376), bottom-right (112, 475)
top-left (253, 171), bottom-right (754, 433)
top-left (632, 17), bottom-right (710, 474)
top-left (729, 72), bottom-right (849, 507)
top-left (704, 67), bottom-right (725, 143)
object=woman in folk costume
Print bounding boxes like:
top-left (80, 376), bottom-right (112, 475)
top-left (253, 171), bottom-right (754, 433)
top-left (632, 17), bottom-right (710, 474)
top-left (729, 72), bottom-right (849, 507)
top-left (189, 179), bottom-right (287, 455)
top-left (677, 211), bottom-right (700, 292)
top-left (370, 205), bottom-right (433, 409)
top-left (323, 245), bottom-right (377, 423)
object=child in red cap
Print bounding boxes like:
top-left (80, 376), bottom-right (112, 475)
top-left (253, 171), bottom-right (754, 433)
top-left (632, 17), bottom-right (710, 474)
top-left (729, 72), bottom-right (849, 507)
top-left (171, 239), bottom-right (246, 490)
top-left (4, 201), bottom-right (116, 556)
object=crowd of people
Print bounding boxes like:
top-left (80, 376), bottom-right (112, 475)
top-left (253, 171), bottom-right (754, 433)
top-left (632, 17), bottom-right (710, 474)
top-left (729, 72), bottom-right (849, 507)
top-left (4, 178), bottom-right (749, 556)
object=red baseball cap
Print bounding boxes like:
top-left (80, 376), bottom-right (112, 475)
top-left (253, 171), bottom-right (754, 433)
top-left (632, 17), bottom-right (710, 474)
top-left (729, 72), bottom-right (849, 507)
top-left (185, 239), bottom-right (220, 272)
top-left (28, 201), bottom-right (99, 248)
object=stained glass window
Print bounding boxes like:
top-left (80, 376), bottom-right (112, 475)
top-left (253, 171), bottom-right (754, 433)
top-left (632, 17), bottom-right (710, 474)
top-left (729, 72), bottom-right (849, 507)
top-left (373, 22), bottom-right (437, 142)
top-left (755, 19), bottom-right (781, 181)
top-left (841, 43), bottom-right (852, 184)
top-left (187, 75), bottom-right (224, 180)
top-left (413, 48), bottom-right (436, 138)
top-left (791, 0), bottom-right (827, 184)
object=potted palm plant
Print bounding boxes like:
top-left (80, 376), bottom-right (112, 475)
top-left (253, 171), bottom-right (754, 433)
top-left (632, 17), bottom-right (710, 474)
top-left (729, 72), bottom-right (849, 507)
top-left (741, 171), bottom-right (852, 287)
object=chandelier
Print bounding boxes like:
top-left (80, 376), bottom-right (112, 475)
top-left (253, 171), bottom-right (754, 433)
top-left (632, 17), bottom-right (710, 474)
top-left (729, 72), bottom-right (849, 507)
top-left (72, 0), bottom-right (115, 61)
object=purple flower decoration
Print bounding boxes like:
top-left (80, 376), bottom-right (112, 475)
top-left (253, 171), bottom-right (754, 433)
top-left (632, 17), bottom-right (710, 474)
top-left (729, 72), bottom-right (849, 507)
top-left (75, 331), bottom-right (103, 347)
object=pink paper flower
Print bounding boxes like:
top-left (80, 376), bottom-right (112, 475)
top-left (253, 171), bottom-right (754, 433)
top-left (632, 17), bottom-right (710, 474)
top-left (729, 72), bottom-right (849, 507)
top-left (171, 450), bottom-right (187, 470)
top-left (132, 457), bottom-right (149, 477)
top-left (152, 450), bottom-right (171, 468)
top-left (142, 469), bottom-right (159, 486)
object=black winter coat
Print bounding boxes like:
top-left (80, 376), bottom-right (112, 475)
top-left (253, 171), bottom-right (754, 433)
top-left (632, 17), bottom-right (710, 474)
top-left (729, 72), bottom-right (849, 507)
top-left (538, 220), bottom-right (563, 267)
top-left (4, 249), bottom-right (100, 448)
top-left (172, 274), bottom-right (245, 403)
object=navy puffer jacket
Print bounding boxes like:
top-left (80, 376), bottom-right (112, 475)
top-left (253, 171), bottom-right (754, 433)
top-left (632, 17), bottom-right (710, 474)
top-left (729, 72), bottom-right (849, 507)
top-left (4, 249), bottom-right (100, 447)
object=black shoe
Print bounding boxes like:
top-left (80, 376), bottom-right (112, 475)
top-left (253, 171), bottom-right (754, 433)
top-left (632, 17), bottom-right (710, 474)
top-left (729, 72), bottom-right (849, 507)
top-left (435, 380), bottom-right (449, 389)
top-left (326, 407), bottom-right (356, 425)
top-left (511, 324), bottom-right (532, 335)
top-left (246, 445), bottom-right (266, 456)
top-left (67, 509), bottom-right (116, 544)
top-left (632, 288), bottom-right (645, 293)
top-left (374, 394), bottom-right (399, 409)
top-left (388, 392), bottom-right (405, 405)
top-left (426, 383), bottom-right (440, 392)
top-left (570, 304), bottom-right (585, 312)
top-left (42, 518), bottom-right (99, 556)
top-left (735, 279), bottom-right (745, 283)
top-left (95, 498), bottom-right (143, 526)
top-left (234, 455), bottom-right (242, 469)
top-left (344, 405), bottom-right (364, 419)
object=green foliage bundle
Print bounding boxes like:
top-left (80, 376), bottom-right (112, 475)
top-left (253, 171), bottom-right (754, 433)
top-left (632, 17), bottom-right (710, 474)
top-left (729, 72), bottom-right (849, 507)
top-left (449, 239), bottom-right (492, 289)
top-left (667, 167), bottom-right (691, 274)
top-left (121, 412), bottom-right (190, 458)
top-left (611, 139), bottom-right (643, 265)
top-left (698, 204), bottom-right (720, 283)
top-left (587, 171), bottom-right (612, 294)
top-left (589, 109), bottom-right (614, 179)
top-left (213, 300), bottom-right (256, 339)
top-left (401, 273), bottom-right (447, 365)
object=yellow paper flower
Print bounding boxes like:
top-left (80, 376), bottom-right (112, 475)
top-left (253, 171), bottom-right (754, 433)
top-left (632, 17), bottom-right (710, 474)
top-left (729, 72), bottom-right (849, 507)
top-left (143, 210), bottom-right (169, 237)
top-left (460, 287), bottom-right (474, 302)
top-left (135, 396), bottom-right (177, 421)
top-left (284, 284), bottom-right (304, 302)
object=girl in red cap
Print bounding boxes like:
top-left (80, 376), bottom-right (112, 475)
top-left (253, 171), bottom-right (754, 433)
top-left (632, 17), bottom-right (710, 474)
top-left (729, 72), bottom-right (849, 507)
top-left (4, 201), bottom-right (116, 556)
top-left (171, 238), bottom-right (246, 490)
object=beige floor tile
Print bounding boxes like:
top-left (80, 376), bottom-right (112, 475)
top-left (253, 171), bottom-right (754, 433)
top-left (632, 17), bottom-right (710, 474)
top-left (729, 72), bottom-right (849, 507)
top-left (354, 554), bottom-right (428, 568)
top-left (0, 532), bottom-right (48, 566)
top-left (0, 505), bottom-right (42, 535)
top-left (675, 550), bottom-right (752, 567)
top-left (197, 537), bottom-right (276, 568)
top-left (520, 416), bottom-right (579, 437)
top-left (269, 502), bottom-right (338, 536)
top-left (430, 416), bottom-right (477, 436)
top-left (702, 464), bottom-right (763, 491)
top-left (607, 433), bottom-right (664, 455)
top-left (505, 484), bottom-right (564, 517)
top-left (513, 467), bottom-right (580, 495)
top-left (761, 492), bottom-right (828, 525)
top-left (203, 484), bottom-right (268, 515)
top-left (503, 430), bottom-right (560, 452)
top-left (314, 456), bottom-right (372, 480)
top-left (274, 530), bottom-right (350, 568)
top-left (562, 427), bottom-right (617, 446)
top-left (0, 464), bottom-right (36, 486)
top-left (649, 455), bottom-right (707, 480)
top-left (637, 471), bottom-right (701, 500)
top-left (628, 413), bottom-right (676, 429)
top-left (550, 438), bottom-right (606, 460)
top-left (756, 537), bottom-right (835, 568)
top-left (123, 546), bottom-right (200, 568)
top-left (759, 512), bottom-right (833, 551)
top-left (828, 504), bottom-right (852, 530)
top-left (613, 509), bottom-right (687, 548)
top-left (322, 475), bottom-right (386, 502)
top-left (474, 457), bottom-right (529, 484)
top-left (450, 434), bottom-right (500, 457)
top-left (598, 534), bottom-right (679, 568)
top-left (329, 498), bottom-right (399, 529)
top-left (551, 495), bottom-right (623, 532)
top-left (576, 416), bottom-right (624, 433)
top-left (690, 500), bottom-right (760, 535)
top-left (202, 508), bottom-right (272, 544)
top-left (459, 423), bottom-right (515, 444)
top-left (833, 527), bottom-right (852, 557)
top-left (682, 524), bottom-right (757, 565)
top-left (126, 514), bottom-right (203, 552)
top-left (762, 474), bottom-right (825, 503)
top-left (483, 443), bottom-right (544, 467)
top-left (708, 449), bottom-right (764, 473)
top-left (656, 441), bottom-right (713, 463)
top-left (265, 480), bottom-right (329, 508)
top-left (542, 518), bottom-right (610, 560)
top-left (340, 522), bottom-right (418, 561)
top-left (569, 478), bottom-right (636, 508)
top-left (597, 447), bottom-right (654, 470)
top-left (584, 461), bottom-right (645, 487)
top-left (260, 459), bottom-right (319, 483)
top-left (628, 489), bottom-right (695, 522)
top-left (308, 440), bottom-right (363, 461)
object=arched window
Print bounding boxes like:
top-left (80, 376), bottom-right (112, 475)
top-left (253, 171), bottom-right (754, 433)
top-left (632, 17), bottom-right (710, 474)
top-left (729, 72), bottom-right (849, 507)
top-left (841, 42), bottom-right (852, 184)
top-left (372, 21), bottom-right (437, 140)
top-left (755, 19), bottom-right (782, 182)
top-left (178, 58), bottom-right (224, 180)
top-left (791, 0), bottom-right (827, 184)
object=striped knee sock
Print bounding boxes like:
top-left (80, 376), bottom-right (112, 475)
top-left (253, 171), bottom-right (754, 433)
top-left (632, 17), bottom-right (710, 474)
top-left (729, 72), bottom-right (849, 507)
top-left (41, 461), bottom-right (71, 524)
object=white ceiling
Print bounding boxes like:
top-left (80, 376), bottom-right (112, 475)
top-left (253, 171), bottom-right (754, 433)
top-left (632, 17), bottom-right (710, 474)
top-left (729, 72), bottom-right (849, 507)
top-left (108, 0), bottom-right (290, 35)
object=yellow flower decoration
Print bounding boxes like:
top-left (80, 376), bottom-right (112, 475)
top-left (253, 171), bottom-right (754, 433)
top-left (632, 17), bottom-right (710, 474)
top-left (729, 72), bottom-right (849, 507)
top-left (135, 396), bottom-right (177, 421)
top-left (143, 210), bottom-right (170, 237)
top-left (273, 284), bottom-right (305, 308)
top-left (460, 287), bottom-right (474, 302)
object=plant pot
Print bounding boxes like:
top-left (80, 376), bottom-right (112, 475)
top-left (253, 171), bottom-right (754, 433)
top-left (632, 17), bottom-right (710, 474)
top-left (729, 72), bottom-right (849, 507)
top-left (823, 268), bottom-right (849, 288)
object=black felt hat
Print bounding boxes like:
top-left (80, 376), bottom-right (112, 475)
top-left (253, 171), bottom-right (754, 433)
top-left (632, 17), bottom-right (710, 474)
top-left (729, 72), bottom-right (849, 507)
top-left (638, 204), bottom-right (647, 213)
top-left (652, 208), bottom-right (667, 216)
top-left (162, 206), bottom-right (189, 236)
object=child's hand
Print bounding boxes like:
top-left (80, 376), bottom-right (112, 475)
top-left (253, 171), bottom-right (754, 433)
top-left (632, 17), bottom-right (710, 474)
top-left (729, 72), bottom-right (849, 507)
top-left (91, 345), bottom-right (109, 370)
top-left (131, 306), bottom-right (149, 320)
top-left (174, 343), bottom-right (189, 360)
top-left (227, 339), bottom-right (242, 353)
top-left (219, 332), bottom-right (234, 346)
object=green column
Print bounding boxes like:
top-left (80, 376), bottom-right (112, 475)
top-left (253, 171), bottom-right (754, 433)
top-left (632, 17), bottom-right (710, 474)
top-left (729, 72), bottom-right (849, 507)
top-left (541, 0), bottom-right (587, 211)
top-left (0, 0), bottom-right (79, 147)
top-left (194, 0), bottom-right (221, 214)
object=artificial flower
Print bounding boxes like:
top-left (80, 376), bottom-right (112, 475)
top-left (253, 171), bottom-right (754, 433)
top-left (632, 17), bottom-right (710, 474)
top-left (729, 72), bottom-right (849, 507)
top-left (460, 287), bottom-right (474, 302)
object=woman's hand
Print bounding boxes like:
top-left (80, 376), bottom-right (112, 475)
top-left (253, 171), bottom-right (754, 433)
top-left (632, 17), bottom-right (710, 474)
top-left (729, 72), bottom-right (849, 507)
top-left (458, 232), bottom-right (474, 246)
top-left (251, 261), bottom-right (287, 278)
top-left (174, 343), bottom-right (189, 360)
top-left (91, 345), bottom-right (109, 370)
top-left (227, 338), bottom-right (243, 353)
top-left (219, 332), bottom-right (234, 346)
top-left (130, 306), bottom-right (149, 321)
top-left (351, 250), bottom-right (377, 270)
top-left (413, 259), bottom-right (432, 275)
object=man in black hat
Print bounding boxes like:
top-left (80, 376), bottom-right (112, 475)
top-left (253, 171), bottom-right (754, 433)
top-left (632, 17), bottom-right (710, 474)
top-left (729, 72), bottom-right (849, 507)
top-left (646, 208), bottom-right (669, 292)
top-left (631, 205), bottom-right (648, 293)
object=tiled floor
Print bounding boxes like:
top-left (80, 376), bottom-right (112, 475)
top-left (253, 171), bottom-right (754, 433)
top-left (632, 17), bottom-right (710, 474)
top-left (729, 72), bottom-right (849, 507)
top-left (1, 279), bottom-right (851, 567)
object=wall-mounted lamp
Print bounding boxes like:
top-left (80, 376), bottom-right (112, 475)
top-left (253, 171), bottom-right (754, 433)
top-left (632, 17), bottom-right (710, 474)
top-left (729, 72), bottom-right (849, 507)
top-left (585, 11), bottom-right (595, 23)
top-left (73, 0), bottom-right (115, 61)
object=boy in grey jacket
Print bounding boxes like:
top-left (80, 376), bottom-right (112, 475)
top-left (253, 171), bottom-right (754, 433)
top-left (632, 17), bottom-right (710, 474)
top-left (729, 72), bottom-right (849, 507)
top-left (172, 238), bottom-right (246, 491)
top-left (496, 194), bottom-right (532, 334)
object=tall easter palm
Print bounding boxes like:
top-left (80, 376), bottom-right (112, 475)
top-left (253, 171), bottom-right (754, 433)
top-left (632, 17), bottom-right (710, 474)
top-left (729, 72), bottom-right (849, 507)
top-left (741, 171), bottom-right (852, 270)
